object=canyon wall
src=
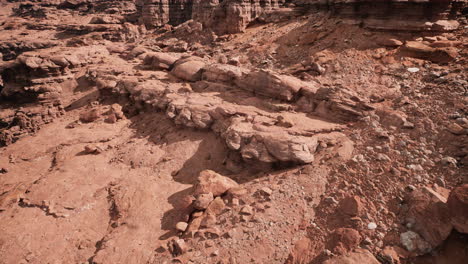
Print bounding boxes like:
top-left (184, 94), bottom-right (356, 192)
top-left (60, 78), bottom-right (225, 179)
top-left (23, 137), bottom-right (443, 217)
top-left (136, 0), bottom-right (465, 34)
top-left (7, 0), bottom-right (467, 33)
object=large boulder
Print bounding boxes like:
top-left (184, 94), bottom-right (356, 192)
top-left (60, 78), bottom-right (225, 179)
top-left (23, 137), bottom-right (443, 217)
top-left (143, 52), bottom-right (180, 70)
top-left (171, 56), bottom-right (206, 81)
top-left (403, 187), bottom-right (452, 251)
top-left (202, 63), bottom-right (249, 84)
top-left (401, 41), bottom-right (458, 63)
top-left (235, 70), bottom-right (316, 101)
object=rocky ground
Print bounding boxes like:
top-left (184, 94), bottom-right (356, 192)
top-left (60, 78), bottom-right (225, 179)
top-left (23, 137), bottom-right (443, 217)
top-left (0, 1), bottom-right (467, 264)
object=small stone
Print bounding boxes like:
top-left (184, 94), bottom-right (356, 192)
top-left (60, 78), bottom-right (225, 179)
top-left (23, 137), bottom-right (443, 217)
top-left (201, 213), bottom-right (217, 228)
top-left (362, 237), bottom-right (372, 245)
top-left (325, 196), bottom-right (339, 204)
top-left (227, 186), bottom-right (248, 198)
top-left (240, 205), bottom-right (253, 215)
top-left (276, 115), bottom-right (294, 128)
top-left (407, 68), bottom-right (420, 73)
top-left (206, 197), bottom-right (225, 215)
top-left (441, 156), bottom-right (457, 167)
top-left (168, 239), bottom-right (187, 256)
top-left (376, 154), bottom-right (391, 162)
top-left (408, 164), bottom-right (424, 171)
top-left (447, 123), bottom-right (465, 135)
top-left (79, 108), bottom-right (100, 123)
top-left (84, 144), bottom-right (103, 154)
top-left (367, 222), bottom-right (377, 230)
top-left (402, 121), bottom-right (415, 129)
top-left (259, 187), bottom-right (273, 196)
top-left (176, 222), bottom-right (188, 232)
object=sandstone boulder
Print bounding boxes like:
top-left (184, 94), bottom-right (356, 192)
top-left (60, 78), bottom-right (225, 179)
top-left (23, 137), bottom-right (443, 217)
top-left (235, 70), bottom-right (316, 101)
top-left (171, 57), bottom-right (206, 81)
top-left (202, 63), bottom-right (249, 84)
top-left (403, 187), bottom-right (452, 250)
top-left (432, 20), bottom-right (460, 31)
top-left (401, 41), bottom-right (458, 63)
top-left (143, 52), bottom-right (180, 70)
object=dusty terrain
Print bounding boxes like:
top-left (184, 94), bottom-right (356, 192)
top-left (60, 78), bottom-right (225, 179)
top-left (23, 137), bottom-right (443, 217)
top-left (0, 0), bottom-right (467, 263)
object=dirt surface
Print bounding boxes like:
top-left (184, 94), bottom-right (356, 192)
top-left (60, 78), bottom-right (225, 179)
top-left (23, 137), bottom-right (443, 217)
top-left (0, 1), bottom-right (467, 264)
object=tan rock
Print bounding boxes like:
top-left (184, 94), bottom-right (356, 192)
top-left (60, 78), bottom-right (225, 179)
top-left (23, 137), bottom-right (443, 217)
top-left (200, 213), bottom-right (217, 228)
top-left (193, 192), bottom-right (214, 210)
top-left (143, 52), bottom-right (180, 70)
top-left (84, 144), bottom-right (103, 154)
top-left (240, 205), bottom-right (253, 215)
top-left (447, 123), bottom-right (465, 135)
top-left (376, 37), bottom-right (403, 47)
top-left (205, 197), bottom-right (225, 215)
top-left (175, 222), bottom-right (188, 232)
top-left (171, 57), bottom-right (205, 82)
top-left (227, 187), bottom-right (248, 198)
top-left (79, 108), bottom-right (100, 123)
top-left (193, 170), bottom-right (238, 196)
top-left (432, 20), bottom-right (459, 31)
top-left (235, 70), bottom-right (317, 101)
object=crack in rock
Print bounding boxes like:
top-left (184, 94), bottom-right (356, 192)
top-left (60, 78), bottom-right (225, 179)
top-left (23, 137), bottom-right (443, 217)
top-left (87, 183), bottom-right (122, 263)
top-left (18, 198), bottom-right (66, 218)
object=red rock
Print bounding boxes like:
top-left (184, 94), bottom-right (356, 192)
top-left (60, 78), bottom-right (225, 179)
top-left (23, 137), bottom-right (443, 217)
top-left (401, 41), bottom-right (458, 63)
top-left (447, 184), bottom-right (468, 234)
top-left (79, 108), bottom-right (100, 123)
top-left (403, 187), bottom-right (452, 249)
top-left (380, 246), bottom-right (408, 264)
top-left (339, 196), bottom-right (364, 216)
top-left (327, 228), bottom-right (361, 255)
top-left (285, 237), bottom-right (320, 264)
top-left (323, 249), bottom-right (380, 264)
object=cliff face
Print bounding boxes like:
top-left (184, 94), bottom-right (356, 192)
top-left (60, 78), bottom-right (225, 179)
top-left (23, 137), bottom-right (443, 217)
top-left (139, 0), bottom-right (193, 28)
top-left (137, 0), bottom-right (466, 34)
top-left (193, 0), bottom-right (286, 34)
top-left (294, 0), bottom-right (466, 31)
